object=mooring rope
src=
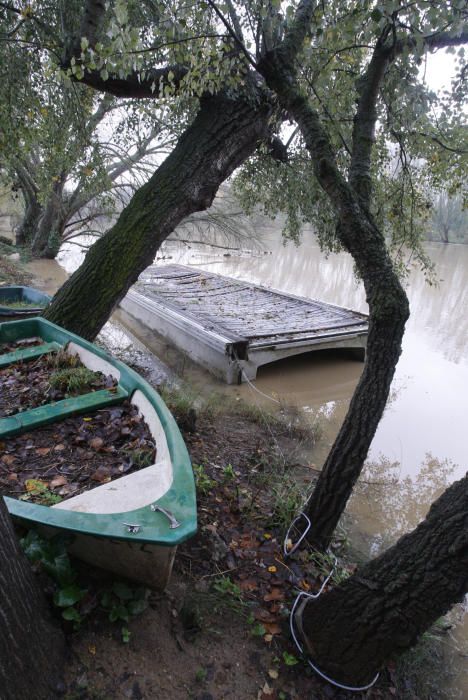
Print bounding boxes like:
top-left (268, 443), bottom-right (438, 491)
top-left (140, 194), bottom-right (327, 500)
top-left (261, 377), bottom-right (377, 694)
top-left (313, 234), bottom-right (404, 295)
top-left (239, 364), bottom-right (281, 404)
top-left (284, 513), bottom-right (380, 693)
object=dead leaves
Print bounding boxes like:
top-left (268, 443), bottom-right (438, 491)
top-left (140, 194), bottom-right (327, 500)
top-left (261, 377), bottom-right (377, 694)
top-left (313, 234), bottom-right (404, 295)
top-left (0, 400), bottom-right (156, 504)
top-left (0, 350), bottom-right (117, 419)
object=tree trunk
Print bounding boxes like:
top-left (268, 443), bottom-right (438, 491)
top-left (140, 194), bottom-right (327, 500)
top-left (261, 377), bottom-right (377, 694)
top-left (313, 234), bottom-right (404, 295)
top-left (16, 197), bottom-right (42, 247)
top-left (0, 499), bottom-right (65, 699)
top-left (440, 225), bottom-right (450, 244)
top-left (258, 50), bottom-right (410, 550)
top-left (31, 181), bottom-right (66, 258)
top-left (44, 94), bottom-right (270, 339)
top-left (303, 253), bottom-right (409, 548)
top-left (297, 472), bottom-right (468, 687)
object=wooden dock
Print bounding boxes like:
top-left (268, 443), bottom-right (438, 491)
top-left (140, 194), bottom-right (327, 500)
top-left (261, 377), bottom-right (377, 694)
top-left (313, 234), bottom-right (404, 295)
top-left (120, 264), bottom-right (368, 384)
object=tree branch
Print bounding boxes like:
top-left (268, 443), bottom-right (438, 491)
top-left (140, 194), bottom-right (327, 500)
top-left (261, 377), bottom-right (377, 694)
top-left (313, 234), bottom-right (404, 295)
top-left (69, 63), bottom-right (188, 99)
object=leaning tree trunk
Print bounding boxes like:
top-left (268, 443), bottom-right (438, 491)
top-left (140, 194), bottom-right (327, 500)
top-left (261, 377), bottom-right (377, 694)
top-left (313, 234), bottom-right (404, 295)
top-left (302, 229), bottom-right (409, 548)
top-left (297, 472), bottom-right (468, 687)
top-left (0, 498), bottom-right (65, 699)
top-left (44, 93), bottom-right (270, 339)
top-left (259, 49), bottom-right (410, 550)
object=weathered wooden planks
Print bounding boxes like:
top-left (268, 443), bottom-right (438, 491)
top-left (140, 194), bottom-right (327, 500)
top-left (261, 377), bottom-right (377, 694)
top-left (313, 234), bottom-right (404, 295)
top-left (121, 264), bottom-right (369, 384)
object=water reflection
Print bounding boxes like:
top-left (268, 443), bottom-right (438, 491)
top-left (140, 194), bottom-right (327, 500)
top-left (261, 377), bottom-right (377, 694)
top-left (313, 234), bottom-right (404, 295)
top-left (349, 453), bottom-right (457, 556)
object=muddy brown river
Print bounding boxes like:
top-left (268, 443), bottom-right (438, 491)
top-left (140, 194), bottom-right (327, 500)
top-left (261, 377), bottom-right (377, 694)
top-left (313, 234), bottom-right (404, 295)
top-left (53, 231), bottom-right (468, 696)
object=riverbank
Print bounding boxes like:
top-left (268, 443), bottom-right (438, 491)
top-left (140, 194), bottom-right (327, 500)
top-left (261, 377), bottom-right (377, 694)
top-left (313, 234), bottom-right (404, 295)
top-left (0, 250), bottom-right (462, 699)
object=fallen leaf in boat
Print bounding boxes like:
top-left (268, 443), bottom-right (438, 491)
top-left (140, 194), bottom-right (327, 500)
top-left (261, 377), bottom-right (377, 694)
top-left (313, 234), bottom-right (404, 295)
top-left (263, 622), bottom-right (282, 635)
top-left (268, 565), bottom-right (277, 573)
top-left (54, 444), bottom-right (66, 452)
top-left (88, 645), bottom-right (96, 655)
top-left (268, 669), bottom-right (279, 679)
top-left (7, 473), bottom-right (18, 482)
top-left (36, 447), bottom-right (51, 456)
top-left (1, 454), bottom-right (16, 465)
top-left (50, 475), bottom-right (67, 489)
top-left (264, 634), bottom-right (273, 643)
top-left (89, 437), bottom-right (104, 450)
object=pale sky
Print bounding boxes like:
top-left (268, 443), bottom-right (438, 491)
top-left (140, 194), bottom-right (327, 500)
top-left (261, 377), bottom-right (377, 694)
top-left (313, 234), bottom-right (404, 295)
top-left (424, 49), bottom-right (459, 93)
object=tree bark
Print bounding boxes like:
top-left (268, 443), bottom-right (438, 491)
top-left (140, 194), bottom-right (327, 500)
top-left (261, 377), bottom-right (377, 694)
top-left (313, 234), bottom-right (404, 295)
top-left (16, 197), bottom-right (42, 246)
top-left (44, 93), bottom-right (271, 339)
top-left (0, 499), bottom-right (65, 699)
top-left (297, 472), bottom-right (468, 687)
top-left (31, 184), bottom-right (66, 259)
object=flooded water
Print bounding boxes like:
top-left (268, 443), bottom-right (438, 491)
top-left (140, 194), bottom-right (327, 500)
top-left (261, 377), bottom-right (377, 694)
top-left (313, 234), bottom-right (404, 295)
top-left (57, 229), bottom-right (467, 695)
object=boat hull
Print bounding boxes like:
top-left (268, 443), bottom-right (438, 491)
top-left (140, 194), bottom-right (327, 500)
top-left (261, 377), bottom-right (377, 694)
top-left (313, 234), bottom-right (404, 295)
top-left (0, 285), bottom-right (51, 321)
top-left (0, 317), bottom-right (197, 589)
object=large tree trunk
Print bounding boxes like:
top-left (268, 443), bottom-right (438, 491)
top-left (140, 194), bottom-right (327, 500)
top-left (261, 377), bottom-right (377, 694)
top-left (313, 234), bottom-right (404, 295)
top-left (0, 499), bottom-right (65, 699)
top-left (44, 94), bottom-right (270, 339)
top-left (297, 472), bottom-right (468, 687)
top-left (16, 196), bottom-right (42, 247)
top-left (31, 179), bottom-right (66, 258)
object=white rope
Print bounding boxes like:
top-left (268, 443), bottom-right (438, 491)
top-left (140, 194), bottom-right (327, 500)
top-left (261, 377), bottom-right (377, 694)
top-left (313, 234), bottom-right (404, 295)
top-left (239, 364), bottom-right (281, 404)
top-left (290, 592), bottom-right (380, 693)
top-left (283, 511), bottom-right (311, 557)
top-left (284, 516), bottom-right (380, 693)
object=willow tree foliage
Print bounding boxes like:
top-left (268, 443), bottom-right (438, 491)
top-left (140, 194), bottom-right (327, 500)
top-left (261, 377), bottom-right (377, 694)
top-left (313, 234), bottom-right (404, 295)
top-left (0, 0), bottom-right (466, 686)
top-left (0, 19), bottom-right (184, 258)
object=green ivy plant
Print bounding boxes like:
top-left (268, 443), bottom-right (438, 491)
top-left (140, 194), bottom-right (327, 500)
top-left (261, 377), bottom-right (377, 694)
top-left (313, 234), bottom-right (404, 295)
top-left (21, 530), bottom-right (149, 639)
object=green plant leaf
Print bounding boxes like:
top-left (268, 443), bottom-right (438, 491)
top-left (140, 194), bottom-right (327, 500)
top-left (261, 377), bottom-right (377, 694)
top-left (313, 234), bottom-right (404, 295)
top-left (282, 651), bottom-right (299, 666)
top-left (128, 599), bottom-right (148, 616)
top-left (112, 581), bottom-right (134, 601)
top-left (62, 606), bottom-right (82, 623)
top-left (54, 584), bottom-right (86, 607)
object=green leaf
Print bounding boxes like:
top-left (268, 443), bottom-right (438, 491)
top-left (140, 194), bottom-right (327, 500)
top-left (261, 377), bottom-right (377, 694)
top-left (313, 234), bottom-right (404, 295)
top-left (62, 606), bottom-right (82, 623)
top-left (251, 623), bottom-right (266, 637)
top-left (54, 584), bottom-right (86, 608)
top-left (371, 8), bottom-right (383, 22)
top-left (128, 598), bottom-right (148, 616)
top-left (112, 582), bottom-right (134, 601)
top-left (109, 604), bottom-right (129, 623)
top-left (282, 651), bottom-right (299, 666)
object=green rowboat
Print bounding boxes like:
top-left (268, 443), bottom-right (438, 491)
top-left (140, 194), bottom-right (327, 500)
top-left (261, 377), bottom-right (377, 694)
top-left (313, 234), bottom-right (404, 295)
top-left (0, 285), bottom-right (51, 320)
top-left (0, 317), bottom-right (197, 589)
